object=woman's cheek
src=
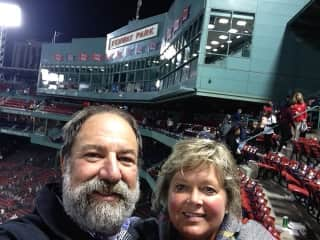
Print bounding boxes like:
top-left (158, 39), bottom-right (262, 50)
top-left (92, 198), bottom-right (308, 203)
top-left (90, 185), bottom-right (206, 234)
top-left (204, 196), bottom-right (227, 216)
top-left (168, 193), bottom-right (183, 214)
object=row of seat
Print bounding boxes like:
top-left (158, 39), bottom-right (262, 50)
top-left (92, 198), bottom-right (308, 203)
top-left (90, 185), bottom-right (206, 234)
top-left (242, 145), bottom-right (320, 223)
top-left (0, 161), bottom-right (60, 221)
top-left (0, 98), bottom-right (33, 109)
top-left (41, 104), bottom-right (81, 115)
top-left (292, 137), bottom-right (320, 164)
top-left (240, 171), bottom-right (280, 239)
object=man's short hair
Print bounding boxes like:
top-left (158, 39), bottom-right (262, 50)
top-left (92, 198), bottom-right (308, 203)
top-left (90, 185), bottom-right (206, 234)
top-left (60, 105), bottom-right (142, 163)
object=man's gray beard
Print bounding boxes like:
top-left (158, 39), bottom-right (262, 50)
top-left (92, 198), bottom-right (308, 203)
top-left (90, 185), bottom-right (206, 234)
top-left (62, 167), bottom-right (140, 235)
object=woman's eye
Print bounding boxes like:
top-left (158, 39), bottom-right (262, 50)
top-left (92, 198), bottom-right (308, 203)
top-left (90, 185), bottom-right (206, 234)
top-left (175, 184), bottom-right (186, 192)
top-left (203, 186), bottom-right (216, 195)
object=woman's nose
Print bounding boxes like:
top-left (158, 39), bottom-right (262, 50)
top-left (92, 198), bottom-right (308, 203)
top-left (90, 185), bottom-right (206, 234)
top-left (188, 189), bottom-right (203, 205)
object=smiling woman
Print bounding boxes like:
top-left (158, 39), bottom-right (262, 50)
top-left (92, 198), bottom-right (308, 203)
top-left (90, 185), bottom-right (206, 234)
top-left (130, 138), bottom-right (274, 240)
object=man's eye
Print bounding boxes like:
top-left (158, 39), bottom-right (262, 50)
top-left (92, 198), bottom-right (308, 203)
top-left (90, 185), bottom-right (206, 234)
top-left (175, 184), bottom-right (186, 192)
top-left (118, 156), bottom-right (135, 164)
top-left (84, 153), bottom-right (102, 159)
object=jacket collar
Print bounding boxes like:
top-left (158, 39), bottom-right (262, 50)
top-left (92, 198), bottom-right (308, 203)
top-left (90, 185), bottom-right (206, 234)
top-left (216, 214), bottom-right (241, 240)
top-left (34, 182), bottom-right (93, 240)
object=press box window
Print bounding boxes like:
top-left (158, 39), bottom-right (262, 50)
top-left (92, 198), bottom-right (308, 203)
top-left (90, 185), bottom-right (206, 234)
top-left (205, 10), bottom-right (254, 64)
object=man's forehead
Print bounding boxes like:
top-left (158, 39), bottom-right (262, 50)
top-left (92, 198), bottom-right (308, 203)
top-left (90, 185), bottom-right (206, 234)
top-left (73, 114), bottom-right (138, 149)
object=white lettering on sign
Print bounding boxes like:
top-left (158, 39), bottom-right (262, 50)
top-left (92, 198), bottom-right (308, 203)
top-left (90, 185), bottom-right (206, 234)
top-left (109, 24), bottom-right (158, 50)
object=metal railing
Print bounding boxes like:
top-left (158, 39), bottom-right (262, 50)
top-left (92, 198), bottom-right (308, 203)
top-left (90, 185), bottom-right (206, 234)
top-left (239, 105), bottom-right (320, 148)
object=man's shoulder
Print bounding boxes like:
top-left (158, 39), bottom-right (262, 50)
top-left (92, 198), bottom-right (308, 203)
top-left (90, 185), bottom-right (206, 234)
top-left (0, 214), bottom-right (48, 240)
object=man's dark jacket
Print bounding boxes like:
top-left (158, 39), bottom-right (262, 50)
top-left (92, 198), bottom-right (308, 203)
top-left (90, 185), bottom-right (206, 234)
top-left (0, 183), bottom-right (95, 240)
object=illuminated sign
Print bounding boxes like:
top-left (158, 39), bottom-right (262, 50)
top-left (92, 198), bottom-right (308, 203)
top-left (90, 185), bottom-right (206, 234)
top-left (109, 24), bottom-right (158, 50)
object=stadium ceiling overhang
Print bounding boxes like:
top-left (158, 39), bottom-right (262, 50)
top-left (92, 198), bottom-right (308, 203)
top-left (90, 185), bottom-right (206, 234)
top-left (288, 0), bottom-right (320, 49)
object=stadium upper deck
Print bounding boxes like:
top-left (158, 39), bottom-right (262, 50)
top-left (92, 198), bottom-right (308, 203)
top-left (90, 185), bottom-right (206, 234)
top-left (37, 0), bottom-right (320, 104)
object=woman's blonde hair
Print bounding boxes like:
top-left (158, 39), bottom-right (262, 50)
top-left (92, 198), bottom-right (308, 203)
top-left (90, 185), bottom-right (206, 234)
top-left (152, 138), bottom-right (241, 218)
top-left (292, 92), bottom-right (304, 104)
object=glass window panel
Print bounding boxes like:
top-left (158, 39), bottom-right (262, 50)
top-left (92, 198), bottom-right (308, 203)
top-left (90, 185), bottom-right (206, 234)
top-left (115, 64), bottom-right (120, 72)
top-left (189, 58), bottom-right (198, 79)
top-left (169, 73), bottom-right (175, 87)
top-left (164, 61), bottom-right (170, 75)
top-left (209, 12), bottom-right (231, 32)
top-left (175, 68), bottom-right (182, 83)
top-left (184, 46), bottom-right (191, 62)
top-left (231, 13), bottom-right (254, 35)
top-left (150, 68), bottom-right (158, 80)
top-left (129, 61), bottom-right (135, 70)
top-left (181, 64), bottom-right (190, 82)
top-left (113, 73), bottom-right (119, 83)
top-left (79, 68), bottom-right (90, 84)
top-left (127, 72), bottom-right (135, 83)
top-left (119, 73), bottom-right (126, 91)
top-left (140, 59), bottom-right (146, 69)
top-left (205, 53), bottom-right (224, 64)
top-left (92, 73), bottom-right (102, 90)
top-left (191, 38), bottom-right (200, 57)
top-left (191, 20), bottom-right (198, 37)
top-left (197, 14), bottom-right (203, 33)
top-left (144, 69), bottom-right (150, 81)
top-left (228, 34), bottom-right (252, 57)
top-left (143, 80), bottom-right (152, 92)
top-left (205, 10), bottom-right (254, 64)
top-left (163, 76), bottom-right (169, 89)
top-left (183, 28), bottom-right (191, 45)
top-left (136, 70), bottom-right (143, 81)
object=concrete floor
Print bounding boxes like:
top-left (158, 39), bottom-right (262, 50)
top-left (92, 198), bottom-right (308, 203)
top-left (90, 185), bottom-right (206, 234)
top-left (260, 179), bottom-right (320, 240)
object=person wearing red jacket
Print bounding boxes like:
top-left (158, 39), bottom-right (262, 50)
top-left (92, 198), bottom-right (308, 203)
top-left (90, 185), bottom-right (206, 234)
top-left (290, 92), bottom-right (307, 140)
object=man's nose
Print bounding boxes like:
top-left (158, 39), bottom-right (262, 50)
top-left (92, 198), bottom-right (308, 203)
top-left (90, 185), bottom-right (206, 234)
top-left (98, 153), bottom-right (121, 183)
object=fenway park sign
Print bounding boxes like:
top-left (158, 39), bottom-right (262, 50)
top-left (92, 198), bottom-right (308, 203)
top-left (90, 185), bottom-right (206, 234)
top-left (109, 24), bottom-right (158, 50)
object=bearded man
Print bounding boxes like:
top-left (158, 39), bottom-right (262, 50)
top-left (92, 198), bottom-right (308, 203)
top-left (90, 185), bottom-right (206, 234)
top-left (0, 105), bottom-right (142, 240)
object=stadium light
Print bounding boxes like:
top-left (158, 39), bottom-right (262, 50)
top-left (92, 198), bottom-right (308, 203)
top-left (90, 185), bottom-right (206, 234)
top-left (0, 2), bottom-right (22, 76)
top-left (0, 3), bottom-right (22, 27)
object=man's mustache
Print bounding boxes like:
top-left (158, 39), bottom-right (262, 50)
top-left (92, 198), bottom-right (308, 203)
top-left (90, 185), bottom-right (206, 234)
top-left (80, 177), bottom-right (130, 200)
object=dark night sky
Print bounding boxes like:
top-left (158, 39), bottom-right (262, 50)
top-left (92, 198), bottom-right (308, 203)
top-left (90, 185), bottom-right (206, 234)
top-left (3, 0), bottom-right (174, 42)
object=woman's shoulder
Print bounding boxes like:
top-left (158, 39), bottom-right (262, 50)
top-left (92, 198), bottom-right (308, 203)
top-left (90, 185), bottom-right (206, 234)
top-left (128, 217), bottom-right (160, 240)
top-left (238, 219), bottom-right (274, 240)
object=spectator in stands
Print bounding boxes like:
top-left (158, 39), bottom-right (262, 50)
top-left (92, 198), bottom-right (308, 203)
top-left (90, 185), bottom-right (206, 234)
top-left (260, 104), bottom-right (277, 153)
top-left (0, 105), bottom-right (142, 239)
top-left (197, 126), bottom-right (215, 140)
top-left (290, 92), bottom-right (307, 140)
top-left (278, 95), bottom-right (293, 151)
top-left (225, 124), bottom-right (242, 163)
top-left (232, 108), bottom-right (242, 126)
top-left (219, 114), bottom-right (232, 139)
top-left (131, 138), bottom-right (273, 240)
top-left (166, 116), bottom-right (174, 132)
